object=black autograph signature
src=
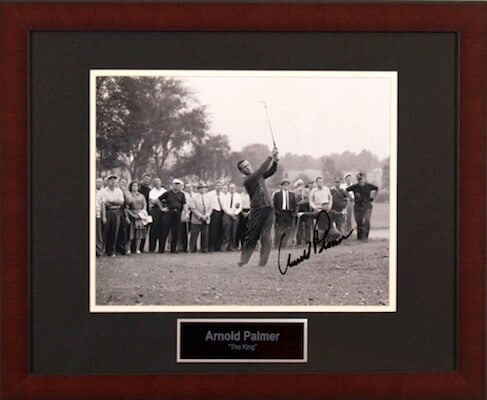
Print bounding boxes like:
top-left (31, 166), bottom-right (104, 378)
top-left (277, 210), bottom-right (354, 275)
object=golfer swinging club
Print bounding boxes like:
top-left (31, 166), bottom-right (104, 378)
top-left (237, 101), bottom-right (279, 267)
top-left (237, 147), bottom-right (279, 267)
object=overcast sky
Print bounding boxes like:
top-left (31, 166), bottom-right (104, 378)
top-left (182, 74), bottom-right (393, 160)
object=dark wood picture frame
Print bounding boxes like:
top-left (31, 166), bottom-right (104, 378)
top-left (0, 3), bottom-right (485, 399)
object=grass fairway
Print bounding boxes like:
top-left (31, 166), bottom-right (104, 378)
top-left (96, 238), bottom-right (389, 307)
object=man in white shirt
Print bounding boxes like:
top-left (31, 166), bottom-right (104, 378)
top-left (101, 176), bottom-right (125, 257)
top-left (207, 181), bottom-right (225, 251)
top-left (309, 177), bottom-right (333, 211)
top-left (148, 177), bottom-right (167, 252)
top-left (221, 183), bottom-right (243, 251)
top-left (189, 182), bottom-right (213, 252)
top-left (309, 176), bottom-right (333, 236)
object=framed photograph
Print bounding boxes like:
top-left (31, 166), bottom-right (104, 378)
top-left (91, 69), bottom-right (397, 313)
top-left (1, 3), bottom-right (485, 400)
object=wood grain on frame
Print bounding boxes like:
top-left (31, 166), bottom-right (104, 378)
top-left (0, 3), bottom-right (485, 400)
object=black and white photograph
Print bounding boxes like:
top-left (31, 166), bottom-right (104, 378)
top-left (90, 70), bottom-right (397, 312)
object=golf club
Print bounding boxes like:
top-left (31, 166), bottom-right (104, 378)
top-left (259, 101), bottom-right (277, 148)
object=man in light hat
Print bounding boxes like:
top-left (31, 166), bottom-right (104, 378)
top-left (189, 182), bottom-right (212, 252)
top-left (294, 178), bottom-right (311, 245)
top-left (273, 178), bottom-right (297, 248)
top-left (346, 172), bottom-right (378, 240)
top-left (158, 178), bottom-right (187, 253)
top-left (237, 146), bottom-right (279, 267)
top-left (101, 175), bottom-right (125, 257)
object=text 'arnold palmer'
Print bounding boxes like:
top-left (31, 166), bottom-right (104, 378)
top-left (205, 330), bottom-right (280, 342)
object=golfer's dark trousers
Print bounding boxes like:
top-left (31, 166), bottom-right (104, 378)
top-left (354, 203), bottom-right (373, 240)
top-left (149, 207), bottom-right (165, 252)
top-left (209, 210), bottom-right (223, 251)
top-left (274, 211), bottom-right (293, 248)
top-left (161, 210), bottom-right (181, 253)
top-left (237, 209), bottom-right (250, 247)
top-left (103, 208), bottom-right (120, 256)
top-left (189, 222), bottom-right (209, 252)
top-left (241, 206), bottom-right (275, 265)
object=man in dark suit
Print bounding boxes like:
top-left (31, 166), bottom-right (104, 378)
top-left (273, 178), bottom-right (297, 248)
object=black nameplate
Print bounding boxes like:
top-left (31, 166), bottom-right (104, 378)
top-left (177, 319), bottom-right (307, 363)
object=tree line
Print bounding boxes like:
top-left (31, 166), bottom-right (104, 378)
top-left (97, 76), bottom-right (388, 188)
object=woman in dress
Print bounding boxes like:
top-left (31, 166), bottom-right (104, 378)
top-left (126, 181), bottom-right (148, 255)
